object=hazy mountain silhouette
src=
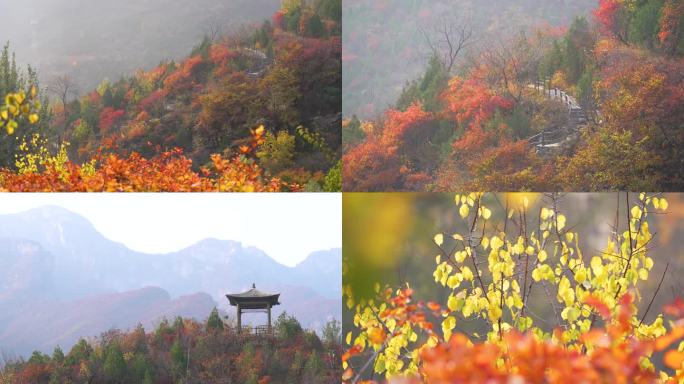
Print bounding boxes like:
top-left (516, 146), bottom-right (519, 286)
top-left (0, 206), bottom-right (340, 357)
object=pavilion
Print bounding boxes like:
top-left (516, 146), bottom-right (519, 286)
top-left (226, 284), bottom-right (280, 334)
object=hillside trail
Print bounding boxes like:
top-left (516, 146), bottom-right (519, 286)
top-left (526, 82), bottom-right (589, 153)
top-left (241, 47), bottom-right (271, 77)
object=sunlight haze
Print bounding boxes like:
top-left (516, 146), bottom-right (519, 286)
top-left (0, 193), bottom-right (341, 266)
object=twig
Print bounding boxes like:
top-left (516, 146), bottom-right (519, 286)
top-left (639, 262), bottom-right (670, 327)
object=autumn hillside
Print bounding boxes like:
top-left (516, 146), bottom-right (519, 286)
top-left (342, 0), bottom-right (684, 192)
top-left (0, 0), bottom-right (341, 191)
top-left (0, 310), bottom-right (342, 384)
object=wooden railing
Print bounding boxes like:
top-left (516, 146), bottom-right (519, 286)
top-left (233, 325), bottom-right (274, 336)
top-left (526, 79), bottom-right (588, 152)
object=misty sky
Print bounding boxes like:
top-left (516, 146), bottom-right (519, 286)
top-left (0, 193), bottom-right (341, 267)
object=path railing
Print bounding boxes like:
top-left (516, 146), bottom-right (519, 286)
top-left (526, 79), bottom-right (588, 152)
top-left (232, 325), bottom-right (274, 336)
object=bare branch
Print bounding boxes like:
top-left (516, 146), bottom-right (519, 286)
top-left (420, 16), bottom-right (474, 73)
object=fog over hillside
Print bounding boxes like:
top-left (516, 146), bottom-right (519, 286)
top-left (1, 0), bottom-right (280, 92)
top-left (343, 0), bottom-right (599, 119)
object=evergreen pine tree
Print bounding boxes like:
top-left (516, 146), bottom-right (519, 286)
top-left (206, 307), bottom-right (224, 331)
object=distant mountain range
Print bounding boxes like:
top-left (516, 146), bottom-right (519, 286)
top-left (0, 206), bottom-right (341, 358)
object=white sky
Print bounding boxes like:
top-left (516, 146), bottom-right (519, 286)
top-left (0, 193), bottom-right (341, 267)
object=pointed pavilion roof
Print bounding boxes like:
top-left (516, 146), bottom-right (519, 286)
top-left (226, 283), bottom-right (280, 308)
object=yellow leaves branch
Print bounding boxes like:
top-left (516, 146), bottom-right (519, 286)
top-left (1, 87), bottom-right (40, 135)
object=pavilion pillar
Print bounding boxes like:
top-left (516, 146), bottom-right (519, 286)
top-left (267, 303), bottom-right (272, 332)
top-left (237, 303), bottom-right (242, 333)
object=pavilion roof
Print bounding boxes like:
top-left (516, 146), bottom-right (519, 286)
top-left (226, 284), bottom-right (280, 307)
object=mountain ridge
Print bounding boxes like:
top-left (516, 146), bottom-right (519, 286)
top-left (0, 206), bottom-right (340, 358)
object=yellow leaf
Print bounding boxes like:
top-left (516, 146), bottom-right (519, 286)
top-left (447, 275), bottom-right (461, 289)
top-left (482, 207), bottom-right (492, 220)
top-left (434, 233), bottom-right (444, 246)
top-left (452, 233), bottom-right (464, 241)
top-left (6, 120), bottom-right (16, 135)
top-left (557, 215), bottom-right (566, 231)
top-left (631, 205), bottom-right (642, 220)
top-left (575, 268), bottom-right (587, 284)
top-left (561, 306), bottom-right (580, 322)
top-left (490, 236), bottom-right (504, 251)
top-left (540, 207), bottom-right (550, 220)
top-left (644, 257), bottom-right (654, 269)
top-left (560, 277), bottom-right (575, 306)
top-left (461, 266), bottom-right (474, 281)
top-left (442, 316), bottom-right (456, 338)
top-left (455, 251), bottom-right (466, 263)
top-left (447, 294), bottom-right (460, 311)
top-left (481, 237), bottom-right (490, 250)
top-left (591, 256), bottom-right (603, 276)
top-left (538, 250), bottom-right (547, 262)
top-left (532, 267), bottom-right (542, 282)
top-left (488, 305), bottom-right (502, 322)
top-left (459, 204), bottom-right (470, 219)
top-left (661, 198), bottom-right (669, 211)
top-left (28, 114), bottom-right (39, 124)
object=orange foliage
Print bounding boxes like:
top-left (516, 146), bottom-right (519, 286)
top-left (342, 103), bottom-right (433, 191)
top-left (126, 121), bottom-right (147, 140)
top-left (209, 44), bottom-right (238, 67)
top-left (0, 149), bottom-right (297, 192)
top-left (163, 55), bottom-right (204, 93)
top-left (0, 129), bottom-right (297, 192)
top-left (346, 288), bottom-right (684, 383)
top-left (431, 76), bottom-right (547, 190)
top-left (441, 76), bottom-right (514, 130)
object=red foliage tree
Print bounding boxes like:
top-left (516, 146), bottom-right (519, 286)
top-left (99, 108), bottom-right (126, 135)
top-left (441, 76), bottom-right (513, 132)
top-left (593, 0), bottom-right (628, 42)
top-left (343, 103), bottom-right (433, 191)
top-left (209, 44), bottom-right (237, 67)
top-left (273, 10), bottom-right (286, 30)
top-left (659, 0), bottom-right (684, 55)
top-left (138, 89), bottom-right (166, 113)
top-left (163, 55), bottom-right (205, 93)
